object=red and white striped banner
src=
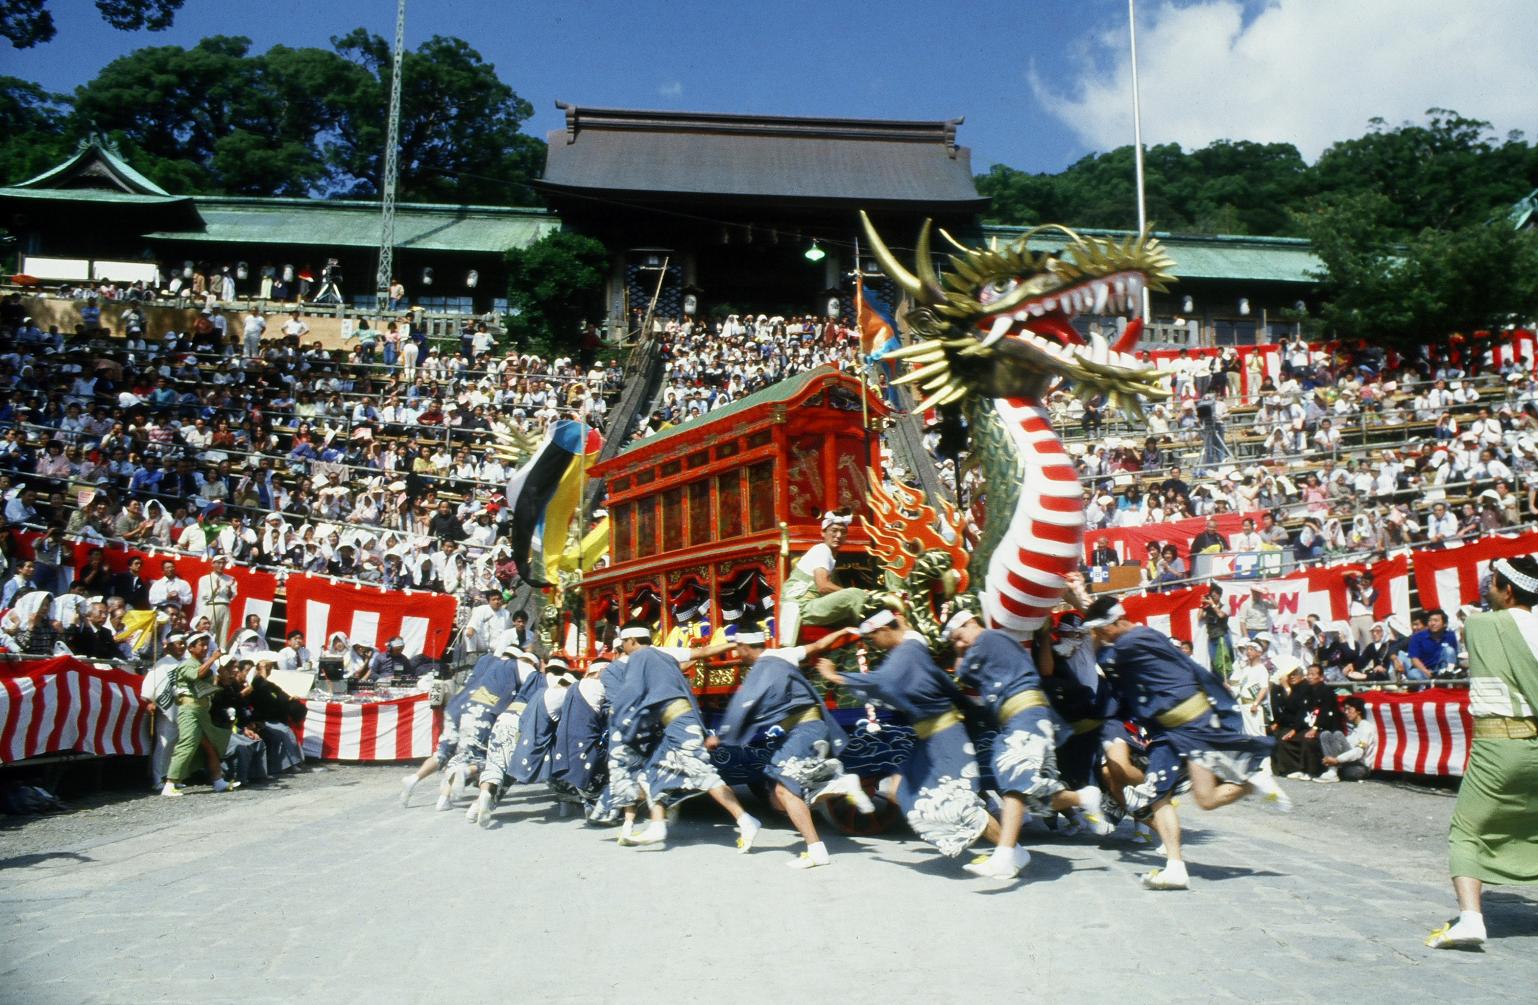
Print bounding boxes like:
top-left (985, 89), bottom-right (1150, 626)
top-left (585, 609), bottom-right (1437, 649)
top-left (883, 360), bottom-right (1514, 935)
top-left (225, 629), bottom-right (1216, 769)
top-left (0, 657), bottom-right (150, 763)
top-left (293, 694), bottom-right (442, 762)
top-left (1359, 688), bottom-right (1471, 777)
top-left (76, 542), bottom-right (280, 641)
top-left (1411, 531), bottom-right (1538, 615)
top-left (1122, 585), bottom-right (1207, 644)
top-left (285, 573), bottom-right (458, 658)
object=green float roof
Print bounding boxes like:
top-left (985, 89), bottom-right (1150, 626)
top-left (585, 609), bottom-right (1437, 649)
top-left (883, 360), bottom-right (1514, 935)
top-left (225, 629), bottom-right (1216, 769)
top-left (981, 225), bottom-right (1322, 285)
top-left (610, 365), bottom-right (880, 462)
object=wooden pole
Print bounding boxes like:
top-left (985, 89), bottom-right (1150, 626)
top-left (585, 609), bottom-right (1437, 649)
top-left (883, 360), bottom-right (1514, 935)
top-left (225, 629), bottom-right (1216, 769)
top-left (638, 256), bottom-right (670, 347)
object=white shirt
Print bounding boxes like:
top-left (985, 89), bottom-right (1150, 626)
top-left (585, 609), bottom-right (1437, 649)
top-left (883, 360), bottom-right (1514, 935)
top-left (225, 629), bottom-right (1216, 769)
top-left (465, 604), bottom-right (514, 649)
top-left (277, 645), bottom-right (313, 673)
top-left (1333, 718), bottom-right (1378, 765)
top-left (148, 576), bottom-right (193, 608)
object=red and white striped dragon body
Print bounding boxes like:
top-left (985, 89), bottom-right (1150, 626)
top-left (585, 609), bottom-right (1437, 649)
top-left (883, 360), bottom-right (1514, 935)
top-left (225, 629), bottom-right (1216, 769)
top-left (860, 213), bottom-right (1176, 639)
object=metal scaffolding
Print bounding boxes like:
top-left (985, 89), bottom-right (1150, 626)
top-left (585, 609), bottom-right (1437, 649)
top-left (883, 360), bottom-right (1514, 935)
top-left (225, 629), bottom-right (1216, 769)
top-left (374, 0), bottom-right (407, 308)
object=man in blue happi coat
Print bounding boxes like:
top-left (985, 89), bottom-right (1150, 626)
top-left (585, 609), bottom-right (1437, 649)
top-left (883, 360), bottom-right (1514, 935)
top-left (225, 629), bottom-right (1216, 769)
top-left (946, 610), bottom-right (1114, 880)
top-left (609, 642), bottom-right (762, 850)
top-left (814, 608), bottom-right (1000, 866)
top-left (707, 624), bottom-right (873, 869)
top-left (1084, 597), bottom-right (1291, 891)
top-left (398, 629), bottom-right (521, 808)
top-left (467, 648), bottom-right (549, 826)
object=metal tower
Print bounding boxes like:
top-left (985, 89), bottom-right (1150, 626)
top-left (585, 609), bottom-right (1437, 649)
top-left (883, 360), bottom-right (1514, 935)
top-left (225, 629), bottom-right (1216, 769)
top-left (375, 0), bottom-right (406, 308)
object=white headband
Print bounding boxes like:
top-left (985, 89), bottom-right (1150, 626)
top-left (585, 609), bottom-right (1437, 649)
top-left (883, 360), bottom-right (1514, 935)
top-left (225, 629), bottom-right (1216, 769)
top-left (619, 626), bottom-right (651, 640)
top-left (858, 609), bottom-right (898, 635)
top-left (1080, 604), bottom-right (1126, 631)
top-left (944, 609), bottom-right (978, 638)
top-left (186, 631), bottom-right (213, 647)
top-left (734, 631), bottom-right (767, 645)
top-left (1493, 558), bottom-right (1538, 594)
top-left (821, 511), bottom-right (854, 530)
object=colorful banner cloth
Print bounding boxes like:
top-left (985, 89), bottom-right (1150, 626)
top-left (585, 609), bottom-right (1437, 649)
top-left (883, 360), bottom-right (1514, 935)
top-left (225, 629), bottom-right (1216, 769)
top-left (284, 574), bottom-right (457, 658)
top-left (74, 542), bottom-right (279, 640)
top-left (0, 657), bottom-right (150, 763)
top-left (1411, 531), bottom-right (1538, 614)
top-left (1358, 687), bottom-right (1471, 777)
top-left (293, 694), bottom-right (442, 762)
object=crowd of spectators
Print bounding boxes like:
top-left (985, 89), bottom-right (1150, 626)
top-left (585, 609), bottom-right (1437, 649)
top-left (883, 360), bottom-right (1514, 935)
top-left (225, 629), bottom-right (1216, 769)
top-left (0, 290), bottom-right (628, 662)
top-left (630, 313), bottom-right (861, 440)
top-left (938, 336), bottom-right (1538, 591)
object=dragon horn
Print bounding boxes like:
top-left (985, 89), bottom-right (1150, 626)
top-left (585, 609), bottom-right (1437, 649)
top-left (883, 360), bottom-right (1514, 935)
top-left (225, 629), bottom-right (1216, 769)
top-left (913, 220), bottom-right (946, 305)
top-left (859, 211), bottom-right (938, 306)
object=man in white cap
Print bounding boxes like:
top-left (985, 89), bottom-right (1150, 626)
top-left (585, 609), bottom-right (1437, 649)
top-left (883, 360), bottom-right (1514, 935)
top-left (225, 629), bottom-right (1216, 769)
top-left (467, 646), bottom-right (550, 827)
top-left (162, 632), bottom-right (234, 796)
top-left (1426, 555), bottom-right (1538, 949)
top-left (401, 629), bottom-right (522, 808)
top-left (140, 632), bottom-right (187, 790)
top-left (947, 609), bottom-right (1112, 879)
top-left (195, 555), bottom-right (238, 647)
top-left (708, 624), bottom-right (871, 869)
top-left (812, 607), bottom-right (996, 867)
top-left (1081, 596), bottom-right (1290, 890)
top-left (777, 510), bottom-right (868, 644)
top-left (605, 632), bottom-right (762, 850)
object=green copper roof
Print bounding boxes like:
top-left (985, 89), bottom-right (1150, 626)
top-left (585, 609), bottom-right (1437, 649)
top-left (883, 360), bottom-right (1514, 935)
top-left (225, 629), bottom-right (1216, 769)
top-left (145, 197), bottom-right (557, 253)
top-left (13, 138), bottom-right (173, 196)
top-left (981, 225), bottom-right (1322, 284)
top-left (0, 186), bottom-right (189, 206)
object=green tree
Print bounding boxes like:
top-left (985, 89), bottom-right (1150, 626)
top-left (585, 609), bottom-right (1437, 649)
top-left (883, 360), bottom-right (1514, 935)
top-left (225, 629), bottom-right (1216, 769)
top-left (504, 232), bottom-right (609, 354)
top-left (0, 75), bottom-right (70, 183)
top-left (1298, 191), bottom-right (1538, 347)
top-left (56, 31), bottom-right (543, 201)
top-left (1311, 109), bottom-right (1538, 235)
top-left (2, 0), bottom-right (187, 49)
top-left (328, 29), bottom-right (544, 205)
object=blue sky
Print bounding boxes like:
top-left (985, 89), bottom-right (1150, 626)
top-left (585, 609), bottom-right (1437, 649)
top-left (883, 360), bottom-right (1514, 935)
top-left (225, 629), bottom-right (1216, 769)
top-left (5, 0), bottom-right (1536, 174)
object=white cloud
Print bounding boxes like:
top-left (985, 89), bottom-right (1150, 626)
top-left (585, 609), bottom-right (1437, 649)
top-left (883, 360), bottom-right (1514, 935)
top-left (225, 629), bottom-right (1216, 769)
top-left (657, 80), bottom-right (684, 98)
top-left (1034, 0), bottom-right (1538, 161)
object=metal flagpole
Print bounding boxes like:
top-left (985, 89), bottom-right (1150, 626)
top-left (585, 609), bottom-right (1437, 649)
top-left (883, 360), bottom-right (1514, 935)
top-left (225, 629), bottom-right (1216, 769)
top-left (1128, 0), bottom-right (1151, 324)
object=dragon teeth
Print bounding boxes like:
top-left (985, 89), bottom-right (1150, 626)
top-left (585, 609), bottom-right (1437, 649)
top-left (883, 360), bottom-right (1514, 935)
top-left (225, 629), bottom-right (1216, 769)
top-left (1092, 282), bottom-right (1109, 315)
top-left (984, 315), bottom-right (1014, 347)
top-left (1042, 297), bottom-right (1056, 312)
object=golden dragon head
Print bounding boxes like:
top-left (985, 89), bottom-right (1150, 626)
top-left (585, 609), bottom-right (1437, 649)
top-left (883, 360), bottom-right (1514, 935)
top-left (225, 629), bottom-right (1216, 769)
top-left (859, 211), bottom-right (1177, 418)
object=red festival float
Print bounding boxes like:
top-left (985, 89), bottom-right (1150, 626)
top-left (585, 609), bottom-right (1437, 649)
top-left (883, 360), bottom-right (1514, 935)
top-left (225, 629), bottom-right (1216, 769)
top-left (583, 365), bottom-right (887, 696)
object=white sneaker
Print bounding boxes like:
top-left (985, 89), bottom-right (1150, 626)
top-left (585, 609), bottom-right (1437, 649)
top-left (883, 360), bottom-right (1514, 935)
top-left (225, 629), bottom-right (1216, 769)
top-left (1249, 774), bottom-right (1294, 813)
top-left (632, 821), bottom-right (668, 846)
top-left (400, 775), bottom-right (418, 807)
top-left (472, 793), bottom-right (494, 829)
top-left (1141, 861), bottom-right (1189, 890)
top-left (1315, 768), bottom-right (1339, 783)
top-left (1286, 771), bottom-right (1310, 781)
top-left (434, 790), bottom-right (452, 812)
top-left (447, 765), bottom-right (467, 801)
top-left (822, 774), bottom-right (876, 815)
top-left (736, 814), bottom-right (762, 854)
top-left (1426, 916), bottom-right (1486, 949)
top-left (160, 782), bottom-right (183, 798)
top-left (1076, 786), bottom-right (1115, 837)
top-left (787, 849), bottom-right (832, 870)
top-left (963, 846), bottom-right (1031, 879)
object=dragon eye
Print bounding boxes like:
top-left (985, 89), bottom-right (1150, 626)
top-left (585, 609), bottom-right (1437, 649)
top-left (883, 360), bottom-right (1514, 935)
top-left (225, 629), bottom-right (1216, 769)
top-left (980, 279), bottom-right (1017, 306)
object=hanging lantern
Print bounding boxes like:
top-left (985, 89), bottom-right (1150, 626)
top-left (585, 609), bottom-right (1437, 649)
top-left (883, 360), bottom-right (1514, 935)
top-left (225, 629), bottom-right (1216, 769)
top-left (466, 269), bottom-right (479, 289)
top-left (1238, 298), bottom-right (1251, 316)
top-left (236, 262), bottom-right (249, 281)
top-left (282, 265), bottom-right (294, 283)
top-left (421, 267), bottom-right (434, 286)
